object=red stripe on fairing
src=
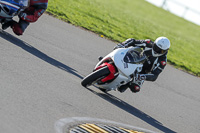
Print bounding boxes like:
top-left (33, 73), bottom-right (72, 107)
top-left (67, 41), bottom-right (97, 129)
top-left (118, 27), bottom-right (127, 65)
top-left (96, 62), bottom-right (116, 83)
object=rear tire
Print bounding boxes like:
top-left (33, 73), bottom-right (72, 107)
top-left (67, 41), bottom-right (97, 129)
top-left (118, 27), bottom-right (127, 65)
top-left (81, 66), bottom-right (110, 87)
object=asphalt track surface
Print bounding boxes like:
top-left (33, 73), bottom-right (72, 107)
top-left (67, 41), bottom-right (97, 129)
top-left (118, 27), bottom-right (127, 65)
top-left (0, 14), bottom-right (200, 133)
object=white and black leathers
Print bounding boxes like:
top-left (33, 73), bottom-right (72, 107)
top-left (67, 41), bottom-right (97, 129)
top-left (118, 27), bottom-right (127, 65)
top-left (121, 38), bottom-right (167, 81)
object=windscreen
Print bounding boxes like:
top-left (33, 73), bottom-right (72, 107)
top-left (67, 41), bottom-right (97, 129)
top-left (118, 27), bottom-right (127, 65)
top-left (124, 47), bottom-right (146, 64)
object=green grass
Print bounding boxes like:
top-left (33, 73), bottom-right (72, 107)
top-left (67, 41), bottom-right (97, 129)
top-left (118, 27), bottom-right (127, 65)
top-left (47, 0), bottom-right (200, 76)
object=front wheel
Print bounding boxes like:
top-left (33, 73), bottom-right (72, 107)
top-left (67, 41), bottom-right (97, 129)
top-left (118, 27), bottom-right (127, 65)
top-left (81, 66), bottom-right (110, 87)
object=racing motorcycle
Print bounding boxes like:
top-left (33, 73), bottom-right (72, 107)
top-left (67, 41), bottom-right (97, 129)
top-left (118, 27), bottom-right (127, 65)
top-left (81, 46), bottom-right (147, 92)
top-left (0, 0), bottom-right (28, 24)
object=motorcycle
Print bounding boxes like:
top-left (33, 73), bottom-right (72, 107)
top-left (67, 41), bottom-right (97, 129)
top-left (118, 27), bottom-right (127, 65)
top-left (0, 0), bottom-right (28, 24)
top-left (81, 46), bottom-right (147, 92)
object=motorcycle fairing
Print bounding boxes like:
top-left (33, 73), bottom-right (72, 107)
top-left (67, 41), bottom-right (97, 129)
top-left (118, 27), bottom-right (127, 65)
top-left (0, 0), bottom-right (28, 18)
top-left (95, 62), bottom-right (116, 83)
top-left (94, 47), bottom-right (144, 90)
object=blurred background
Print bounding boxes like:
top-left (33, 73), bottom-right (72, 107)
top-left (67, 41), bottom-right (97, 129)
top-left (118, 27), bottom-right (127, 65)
top-left (146, 0), bottom-right (200, 25)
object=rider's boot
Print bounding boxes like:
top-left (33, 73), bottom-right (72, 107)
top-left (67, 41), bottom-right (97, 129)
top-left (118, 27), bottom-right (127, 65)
top-left (128, 82), bottom-right (141, 93)
top-left (117, 84), bottom-right (129, 93)
top-left (2, 20), bottom-right (14, 30)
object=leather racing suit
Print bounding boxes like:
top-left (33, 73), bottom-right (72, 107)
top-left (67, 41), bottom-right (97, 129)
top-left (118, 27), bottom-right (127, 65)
top-left (117, 38), bottom-right (168, 93)
top-left (2, 0), bottom-right (48, 35)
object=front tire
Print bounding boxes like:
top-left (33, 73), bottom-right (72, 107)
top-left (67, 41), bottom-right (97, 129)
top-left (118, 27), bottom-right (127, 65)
top-left (81, 66), bottom-right (110, 87)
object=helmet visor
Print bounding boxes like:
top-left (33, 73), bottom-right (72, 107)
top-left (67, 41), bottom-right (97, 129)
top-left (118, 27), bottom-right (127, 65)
top-left (153, 43), bottom-right (168, 55)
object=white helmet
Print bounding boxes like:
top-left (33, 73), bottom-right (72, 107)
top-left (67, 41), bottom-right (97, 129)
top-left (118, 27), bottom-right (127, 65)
top-left (152, 37), bottom-right (170, 57)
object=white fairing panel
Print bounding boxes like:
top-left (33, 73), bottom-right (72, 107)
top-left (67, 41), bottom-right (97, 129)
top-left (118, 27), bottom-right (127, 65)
top-left (94, 47), bottom-right (144, 90)
top-left (95, 74), bottom-right (129, 90)
top-left (96, 47), bottom-right (142, 77)
top-left (112, 48), bottom-right (143, 77)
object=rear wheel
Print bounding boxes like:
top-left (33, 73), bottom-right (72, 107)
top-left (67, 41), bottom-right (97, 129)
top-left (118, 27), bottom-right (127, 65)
top-left (81, 66), bottom-right (110, 87)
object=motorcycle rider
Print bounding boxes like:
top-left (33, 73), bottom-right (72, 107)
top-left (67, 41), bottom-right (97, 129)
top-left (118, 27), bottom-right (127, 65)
top-left (2, 0), bottom-right (48, 35)
top-left (115, 37), bottom-right (170, 93)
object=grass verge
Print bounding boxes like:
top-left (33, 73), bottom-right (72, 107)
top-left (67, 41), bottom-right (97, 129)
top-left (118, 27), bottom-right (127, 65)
top-left (47, 0), bottom-right (200, 76)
